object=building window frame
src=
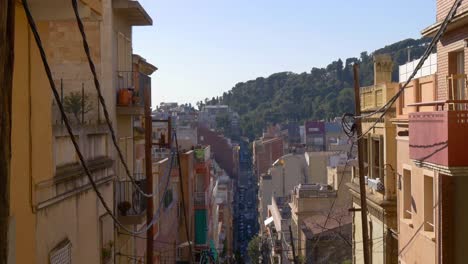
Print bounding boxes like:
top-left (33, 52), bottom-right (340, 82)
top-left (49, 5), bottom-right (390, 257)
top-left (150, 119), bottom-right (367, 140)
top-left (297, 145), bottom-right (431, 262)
top-left (369, 135), bottom-right (384, 180)
top-left (402, 166), bottom-right (412, 220)
top-left (49, 239), bottom-right (72, 264)
top-left (423, 174), bottom-right (435, 232)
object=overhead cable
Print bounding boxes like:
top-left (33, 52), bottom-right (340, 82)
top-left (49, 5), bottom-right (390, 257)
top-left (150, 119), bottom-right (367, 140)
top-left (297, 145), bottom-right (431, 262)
top-left (70, 0), bottom-right (154, 197)
top-left (22, 0), bottom-right (174, 235)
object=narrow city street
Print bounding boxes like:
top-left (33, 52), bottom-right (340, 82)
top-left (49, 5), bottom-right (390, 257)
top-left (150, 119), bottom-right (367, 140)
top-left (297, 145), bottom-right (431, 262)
top-left (234, 139), bottom-right (258, 260)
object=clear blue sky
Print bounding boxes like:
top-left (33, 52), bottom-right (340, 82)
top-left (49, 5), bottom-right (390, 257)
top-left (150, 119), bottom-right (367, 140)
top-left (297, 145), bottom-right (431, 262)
top-left (132, 0), bottom-right (436, 107)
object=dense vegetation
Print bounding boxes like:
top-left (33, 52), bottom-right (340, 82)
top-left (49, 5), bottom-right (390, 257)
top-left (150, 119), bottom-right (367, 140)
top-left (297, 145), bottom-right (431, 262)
top-left (197, 37), bottom-right (432, 139)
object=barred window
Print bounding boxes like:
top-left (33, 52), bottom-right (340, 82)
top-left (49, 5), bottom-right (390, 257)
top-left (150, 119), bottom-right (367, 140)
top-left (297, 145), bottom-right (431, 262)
top-left (50, 239), bottom-right (71, 264)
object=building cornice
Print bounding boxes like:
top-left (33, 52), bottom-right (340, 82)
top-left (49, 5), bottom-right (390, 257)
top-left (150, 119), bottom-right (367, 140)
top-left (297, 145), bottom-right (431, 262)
top-left (421, 9), bottom-right (468, 37)
top-left (412, 160), bottom-right (468, 176)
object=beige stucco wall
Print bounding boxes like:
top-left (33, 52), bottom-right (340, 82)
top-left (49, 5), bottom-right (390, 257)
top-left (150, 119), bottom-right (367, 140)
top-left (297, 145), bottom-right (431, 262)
top-left (305, 152), bottom-right (332, 184)
top-left (259, 154), bottom-right (309, 228)
top-left (353, 82), bottom-right (398, 264)
top-left (396, 135), bottom-right (436, 264)
top-left (35, 183), bottom-right (113, 263)
top-left (352, 202), bottom-right (386, 264)
top-left (9, 5), bottom-right (47, 263)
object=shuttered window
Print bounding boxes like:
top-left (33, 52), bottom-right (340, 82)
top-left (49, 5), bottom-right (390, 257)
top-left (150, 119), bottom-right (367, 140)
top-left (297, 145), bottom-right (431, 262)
top-left (117, 32), bottom-right (132, 72)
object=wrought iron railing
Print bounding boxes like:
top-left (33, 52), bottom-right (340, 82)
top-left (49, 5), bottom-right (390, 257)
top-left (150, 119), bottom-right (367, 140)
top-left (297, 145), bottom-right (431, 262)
top-left (116, 71), bottom-right (150, 107)
top-left (116, 179), bottom-right (147, 216)
top-left (194, 192), bottom-right (207, 206)
top-left (52, 78), bottom-right (103, 125)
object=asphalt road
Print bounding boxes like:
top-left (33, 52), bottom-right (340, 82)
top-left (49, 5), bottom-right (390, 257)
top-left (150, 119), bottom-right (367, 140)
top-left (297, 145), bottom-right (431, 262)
top-left (234, 140), bottom-right (259, 261)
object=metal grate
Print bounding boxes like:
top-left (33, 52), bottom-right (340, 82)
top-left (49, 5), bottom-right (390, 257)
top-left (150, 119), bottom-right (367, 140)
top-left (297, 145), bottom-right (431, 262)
top-left (50, 240), bottom-right (72, 264)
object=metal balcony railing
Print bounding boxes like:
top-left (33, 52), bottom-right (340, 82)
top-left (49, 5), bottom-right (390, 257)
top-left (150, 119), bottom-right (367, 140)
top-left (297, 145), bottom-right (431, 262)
top-left (116, 71), bottom-right (150, 108)
top-left (116, 179), bottom-right (147, 216)
top-left (194, 192), bottom-right (207, 207)
top-left (52, 78), bottom-right (103, 125)
top-left (447, 74), bottom-right (468, 110)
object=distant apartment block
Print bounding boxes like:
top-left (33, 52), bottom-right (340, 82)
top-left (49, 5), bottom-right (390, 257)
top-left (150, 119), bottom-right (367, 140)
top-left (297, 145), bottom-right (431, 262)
top-left (253, 136), bottom-right (284, 180)
top-left (349, 54), bottom-right (398, 264)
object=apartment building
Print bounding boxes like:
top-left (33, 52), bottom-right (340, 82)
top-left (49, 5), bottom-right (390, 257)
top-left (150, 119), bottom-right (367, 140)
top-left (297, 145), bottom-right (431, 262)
top-left (199, 105), bottom-right (240, 138)
top-left (210, 172), bottom-right (234, 262)
top-left (349, 54), bottom-right (399, 264)
top-left (289, 183), bottom-right (351, 263)
top-left (258, 153), bottom-right (309, 234)
top-left (264, 196), bottom-right (291, 264)
top-left (7, 1), bottom-right (156, 263)
top-left (253, 134), bottom-right (284, 180)
top-left (304, 121), bottom-right (326, 151)
top-left (193, 146), bottom-right (213, 259)
top-left (392, 53), bottom-right (438, 264)
top-left (393, 1), bottom-right (468, 262)
top-left (198, 125), bottom-right (240, 179)
top-left (305, 151), bottom-right (348, 184)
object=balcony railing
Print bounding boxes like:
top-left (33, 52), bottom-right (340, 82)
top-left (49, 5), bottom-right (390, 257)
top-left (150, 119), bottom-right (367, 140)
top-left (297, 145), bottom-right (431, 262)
top-left (447, 74), bottom-right (468, 110)
top-left (116, 71), bottom-right (150, 115)
top-left (116, 179), bottom-right (147, 224)
top-left (360, 83), bottom-right (397, 112)
top-left (52, 79), bottom-right (103, 126)
top-left (408, 98), bottom-right (468, 167)
top-left (367, 178), bottom-right (384, 194)
top-left (194, 192), bottom-right (208, 207)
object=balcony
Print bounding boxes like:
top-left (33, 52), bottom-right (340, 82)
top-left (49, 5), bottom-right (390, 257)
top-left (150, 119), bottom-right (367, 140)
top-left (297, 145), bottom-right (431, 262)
top-left (116, 71), bottom-right (150, 116)
top-left (408, 74), bottom-right (468, 167)
top-left (194, 192), bottom-right (208, 207)
top-left (116, 179), bottom-right (147, 225)
top-left (360, 83), bottom-right (398, 112)
top-left (52, 79), bottom-right (104, 126)
top-left (409, 107), bottom-right (468, 167)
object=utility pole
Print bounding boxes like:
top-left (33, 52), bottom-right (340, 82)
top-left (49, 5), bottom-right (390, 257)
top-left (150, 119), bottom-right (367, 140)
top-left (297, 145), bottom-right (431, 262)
top-left (0, 1), bottom-right (14, 263)
top-left (289, 225), bottom-right (297, 264)
top-left (145, 84), bottom-right (154, 263)
top-left (353, 64), bottom-right (370, 264)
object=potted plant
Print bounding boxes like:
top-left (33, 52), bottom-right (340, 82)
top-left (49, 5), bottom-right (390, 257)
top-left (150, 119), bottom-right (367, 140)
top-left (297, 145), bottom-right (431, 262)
top-left (118, 88), bottom-right (133, 106)
top-left (101, 241), bottom-right (113, 263)
top-left (117, 201), bottom-right (131, 216)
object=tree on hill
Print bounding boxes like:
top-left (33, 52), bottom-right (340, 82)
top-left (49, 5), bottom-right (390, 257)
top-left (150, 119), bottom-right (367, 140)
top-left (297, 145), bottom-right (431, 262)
top-left (202, 37), bottom-right (432, 140)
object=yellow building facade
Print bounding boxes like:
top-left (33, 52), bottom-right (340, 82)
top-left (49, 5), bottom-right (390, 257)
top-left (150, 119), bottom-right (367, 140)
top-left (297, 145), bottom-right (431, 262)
top-left (349, 54), bottom-right (398, 264)
top-left (9, 1), bottom-right (154, 263)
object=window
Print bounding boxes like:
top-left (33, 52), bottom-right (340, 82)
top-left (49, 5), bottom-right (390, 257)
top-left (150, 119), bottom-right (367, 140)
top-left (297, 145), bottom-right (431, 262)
top-left (448, 51), bottom-right (466, 104)
top-left (164, 189), bottom-right (173, 208)
top-left (403, 169), bottom-right (412, 219)
top-left (50, 239), bottom-right (72, 264)
top-left (370, 136), bottom-right (383, 179)
top-left (117, 32), bottom-right (132, 72)
top-left (362, 137), bottom-right (369, 176)
top-left (424, 176), bottom-right (434, 231)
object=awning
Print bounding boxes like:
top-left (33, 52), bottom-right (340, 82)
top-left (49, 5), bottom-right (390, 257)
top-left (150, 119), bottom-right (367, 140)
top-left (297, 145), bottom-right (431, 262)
top-left (264, 216), bottom-right (274, 226)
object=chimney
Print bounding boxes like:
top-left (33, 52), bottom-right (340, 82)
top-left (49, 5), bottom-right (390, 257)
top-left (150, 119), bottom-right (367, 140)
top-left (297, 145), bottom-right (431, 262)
top-left (374, 54), bottom-right (394, 85)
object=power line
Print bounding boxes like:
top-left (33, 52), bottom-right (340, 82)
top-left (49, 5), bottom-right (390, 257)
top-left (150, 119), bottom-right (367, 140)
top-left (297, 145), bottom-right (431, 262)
top-left (310, 142), bottom-right (354, 252)
top-left (22, 0), bottom-right (174, 235)
top-left (342, 0), bottom-right (464, 140)
top-left (70, 0), bottom-right (154, 198)
top-left (21, 0), bottom-right (131, 234)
